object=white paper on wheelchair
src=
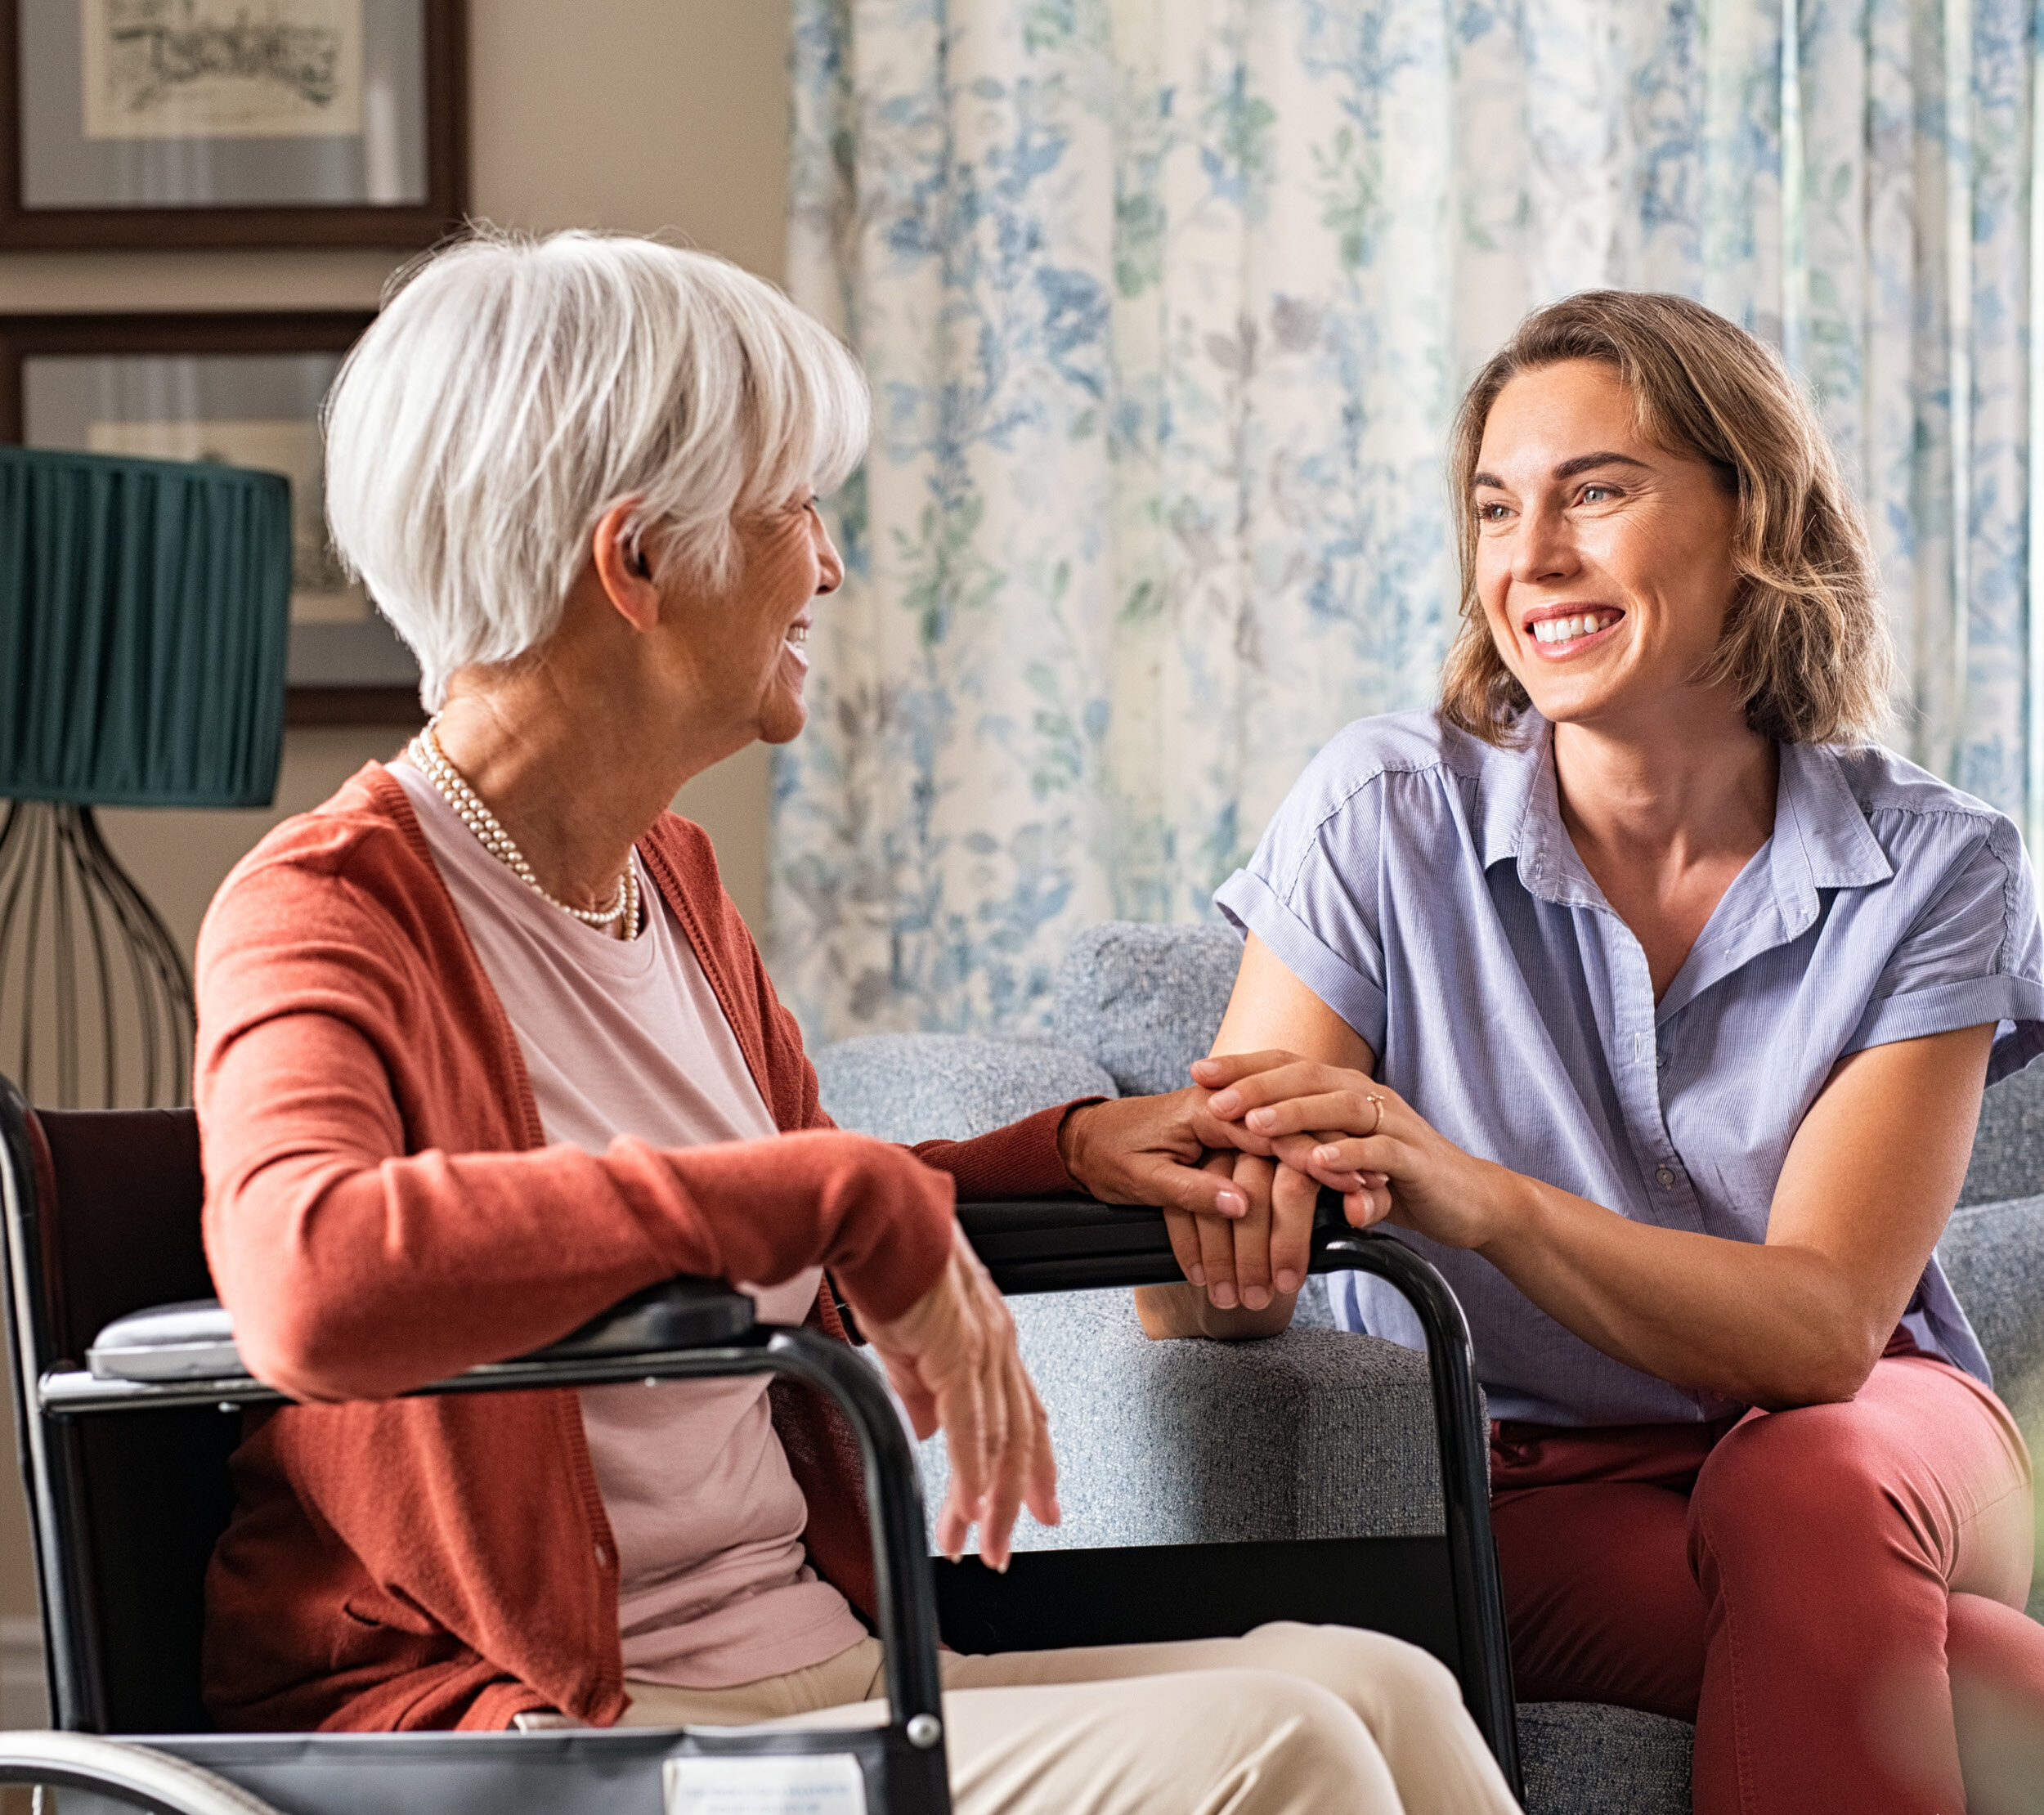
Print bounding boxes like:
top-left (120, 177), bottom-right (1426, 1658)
top-left (663, 1750), bottom-right (867, 1814)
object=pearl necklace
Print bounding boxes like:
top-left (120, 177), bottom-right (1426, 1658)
top-left (409, 722), bottom-right (639, 935)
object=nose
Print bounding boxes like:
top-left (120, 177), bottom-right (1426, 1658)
top-left (1512, 498), bottom-right (1580, 586)
top-left (812, 512), bottom-right (845, 595)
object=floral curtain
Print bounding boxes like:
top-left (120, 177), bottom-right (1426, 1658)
top-left (773, 0), bottom-right (2042, 1042)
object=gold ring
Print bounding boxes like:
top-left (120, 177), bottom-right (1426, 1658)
top-left (1363, 1093), bottom-right (1386, 1137)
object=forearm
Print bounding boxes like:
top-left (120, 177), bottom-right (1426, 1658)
top-left (203, 1017), bottom-right (955, 1401)
top-left (912, 1100), bottom-right (1100, 1199)
top-left (1480, 1170), bottom-right (1898, 1408)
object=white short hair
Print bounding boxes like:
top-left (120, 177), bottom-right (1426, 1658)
top-left (323, 227), bottom-right (871, 710)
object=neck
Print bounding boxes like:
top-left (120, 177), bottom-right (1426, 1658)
top-left (424, 666), bottom-right (733, 917)
top-left (1549, 692), bottom-right (1777, 876)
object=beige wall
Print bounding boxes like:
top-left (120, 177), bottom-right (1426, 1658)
top-left (2, 0), bottom-right (791, 928)
top-left (0, 0), bottom-right (791, 1651)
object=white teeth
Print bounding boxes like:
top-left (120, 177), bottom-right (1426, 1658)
top-left (1532, 612), bottom-right (1616, 645)
top-left (786, 624), bottom-right (808, 645)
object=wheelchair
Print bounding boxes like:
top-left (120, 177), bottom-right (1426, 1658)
top-left (0, 1076), bottom-right (1520, 1812)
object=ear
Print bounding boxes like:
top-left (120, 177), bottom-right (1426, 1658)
top-left (589, 500), bottom-right (661, 632)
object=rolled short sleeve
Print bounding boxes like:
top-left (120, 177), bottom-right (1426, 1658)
top-left (1845, 813), bottom-right (2044, 1083)
top-left (1213, 736), bottom-right (1394, 1055)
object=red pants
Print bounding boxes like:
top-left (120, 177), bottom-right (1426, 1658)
top-left (1491, 1352), bottom-right (2044, 1813)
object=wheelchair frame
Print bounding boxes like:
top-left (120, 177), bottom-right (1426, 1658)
top-left (2, 1083), bottom-right (1522, 1813)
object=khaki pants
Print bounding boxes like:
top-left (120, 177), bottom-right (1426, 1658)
top-left (616, 1620), bottom-right (1520, 1815)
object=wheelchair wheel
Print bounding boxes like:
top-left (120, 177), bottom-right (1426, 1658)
top-left (0, 1733), bottom-right (283, 1815)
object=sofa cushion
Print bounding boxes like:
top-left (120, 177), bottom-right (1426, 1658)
top-left (1052, 922), bottom-right (1241, 1094)
top-left (1518, 1703), bottom-right (1693, 1815)
top-left (1938, 1195), bottom-right (2044, 1405)
top-left (903, 1287), bottom-right (1455, 1549)
top-left (1960, 1061), bottom-right (2044, 1207)
top-left (812, 1033), bottom-right (1117, 1144)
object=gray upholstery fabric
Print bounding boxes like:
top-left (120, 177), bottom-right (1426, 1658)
top-left (1051, 921), bottom-right (1241, 1095)
top-left (1958, 1060), bottom-right (2044, 1206)
top-left (906, 1287), bottom-right (1452, 1551)
top-left (1517, 1705), bottom-right (1694, 1815)
top-left (1293, 1272), bottom-right (1338, 1329)
top-left (1935, 1195), bottom-right (2044, 1625)
top-left (811, 1033), bottom-right (1117, 1145)
top-left (1939, 1196), bottom-right (2044, 1400)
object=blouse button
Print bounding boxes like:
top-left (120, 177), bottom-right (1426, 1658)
top-left (1655, 1165), bottom-right (1677, 1190)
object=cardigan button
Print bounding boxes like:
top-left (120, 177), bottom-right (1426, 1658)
top-left (594, 1543), bottom-right (613, 1570)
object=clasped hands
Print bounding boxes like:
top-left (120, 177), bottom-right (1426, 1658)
top-left (1061, 1051), bottom-right (1504, 1317)
top-left (867, 1053), bottom-right (1504, 1574)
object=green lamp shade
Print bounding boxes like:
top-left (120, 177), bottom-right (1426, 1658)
top-left (0, 444), bottom-right (293, 809)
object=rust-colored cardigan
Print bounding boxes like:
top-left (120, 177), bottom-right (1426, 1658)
top-left (194, 764), bottom-right (1078, 1732)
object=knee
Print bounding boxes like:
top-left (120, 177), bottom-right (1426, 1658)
top-left (1691, 1404), bottom-right (1880, 1557)
top-left (1219, 1673), bottom-right (1390, 1813)
top-left (1240, 1620), bottom-right (1464, 1721)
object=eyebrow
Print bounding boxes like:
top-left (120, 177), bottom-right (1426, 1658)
top-left (1472, 450), bottom-right (1652, 490)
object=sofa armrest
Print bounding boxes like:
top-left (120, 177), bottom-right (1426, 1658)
top-left (1938, 1194), bottom-right (2044, 1408)
top-left (814, 1033), bottom-right (1118, 1144)
top-left (903, 1288), bottom-right (1464, 1549)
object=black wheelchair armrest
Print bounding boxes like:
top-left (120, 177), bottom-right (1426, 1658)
top-left (86, 1300), bottom-right (240, 1383)
top-left (83, 1279), bottom-right (758, 1387)
top-left (48, 1275), bottom-right (950, 1807)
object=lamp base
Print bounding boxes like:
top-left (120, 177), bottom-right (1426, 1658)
top-left (0, 802), bottom-right (195, 1109)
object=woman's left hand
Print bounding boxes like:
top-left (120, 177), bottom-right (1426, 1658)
top-left (1194, 1052), bottom-right (1512, 1252)
top-left (866, 1228), bottom-right (1059, 1570)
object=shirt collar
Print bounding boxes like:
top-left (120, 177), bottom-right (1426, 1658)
top-left (1775, 740), bottom-right (1893, 891)
top-left (1474, 712), bottom-right (1894, 907)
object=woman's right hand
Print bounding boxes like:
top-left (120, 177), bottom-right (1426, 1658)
top-left (866, 1228), bottom-right (1060, 1571)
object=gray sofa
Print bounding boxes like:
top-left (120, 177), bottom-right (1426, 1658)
top-left (814, 921), bottom-right (2044, 1815)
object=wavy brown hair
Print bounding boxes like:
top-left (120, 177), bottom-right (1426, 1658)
top-left (1439, 291), bottom-right (1893, 746)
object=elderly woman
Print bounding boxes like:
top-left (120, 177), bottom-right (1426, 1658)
top-left (1141, 292), bottom-right (2044, 1813)
top-left (192, 230), bottom-right (1518, 1815)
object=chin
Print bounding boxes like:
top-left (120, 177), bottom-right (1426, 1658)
top-left (757, 701), bottom-right (809, 746)
top-left (1504, 660), bottom-right (1625, 727)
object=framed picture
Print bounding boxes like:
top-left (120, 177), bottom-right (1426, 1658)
top-left (0, 0), bottom-right (465, 249)
top-left (0, 311), bottom-right (424, 725)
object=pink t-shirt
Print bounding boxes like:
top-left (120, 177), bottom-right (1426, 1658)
top-left (392, 761), bottom-right (868, 1687)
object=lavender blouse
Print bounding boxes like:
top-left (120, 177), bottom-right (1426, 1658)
top-left (1213, 710), bottom-right (2044, 1426)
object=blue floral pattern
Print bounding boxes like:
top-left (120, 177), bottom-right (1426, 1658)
top-left (775, 0), bottom-right (2042, 1042)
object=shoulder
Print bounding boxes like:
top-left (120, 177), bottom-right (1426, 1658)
top-left (204, 764), bottom-right (441, 943)
top-left (1826, 743), bottom-right (2027, 884)
top-left (195, 764), bottom-right (468, 1051)
top-left (1831, 742), bottom-right (2006, 827)
top-left (1252, 709), bottom-right (1499, 884)
top-left (1813, 742), bottom-right (2041, 997)
top-left (1274, 710), bottom-right (1486, 831)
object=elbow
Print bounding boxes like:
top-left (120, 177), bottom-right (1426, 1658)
top-left (227, 1294), bottom-right (394, 1405)
top-left (1741, 1334), bottom-right (1883, 1413)
top-left (207, 1167), bottom-right (419, 1403)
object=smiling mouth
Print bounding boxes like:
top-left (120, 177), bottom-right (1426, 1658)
top-left (782, 621), bottom-right (810, 670)
top-left (1525, 608), bottom-right (1623, 652)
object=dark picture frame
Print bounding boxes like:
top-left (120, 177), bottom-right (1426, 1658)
top-left (0, 0), bottom-right (466, 250)
top-left (0, 310), bottom-right (423, 726)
